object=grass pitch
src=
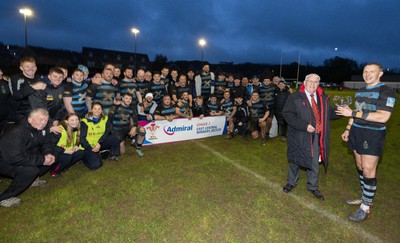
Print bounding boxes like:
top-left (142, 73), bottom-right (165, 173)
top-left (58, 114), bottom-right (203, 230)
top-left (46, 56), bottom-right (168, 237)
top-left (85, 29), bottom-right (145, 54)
top-left (1, 90), bottom-right (399, 242)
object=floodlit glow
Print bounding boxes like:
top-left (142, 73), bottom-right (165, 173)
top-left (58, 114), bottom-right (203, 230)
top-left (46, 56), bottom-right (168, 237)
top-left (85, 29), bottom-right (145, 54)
top-left (198, 38), bottom-right (206, 47)
top-left (334, 47), bottom-right (338, 51)
top-left (19, 8), bottom-right (33, 16)
top-left (131, 28), bottom-right (140, 36)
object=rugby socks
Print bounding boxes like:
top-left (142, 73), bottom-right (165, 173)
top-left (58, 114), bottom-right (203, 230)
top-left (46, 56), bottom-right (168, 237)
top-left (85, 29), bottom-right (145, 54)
top-left (136, 143), bottom-right (142, 150)
top-left (361, 177), bottom-right (377, 211)
top-left (357, 169), bottom-right (364, 194)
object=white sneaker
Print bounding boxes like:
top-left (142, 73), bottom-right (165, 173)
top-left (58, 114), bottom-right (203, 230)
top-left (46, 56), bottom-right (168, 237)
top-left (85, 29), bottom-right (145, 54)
top-left (136, 149), bottom-right (144, 157)
top-left (30, 178), bottom-right (47, 187)
top-left (0, 197), bottom-right (21, 207)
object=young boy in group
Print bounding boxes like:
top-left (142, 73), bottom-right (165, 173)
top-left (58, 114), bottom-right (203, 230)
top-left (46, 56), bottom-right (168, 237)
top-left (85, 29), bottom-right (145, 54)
top-left (234, 94), bottom-right (250, 140)
top-left (192, 96), bottom-right (207, 119)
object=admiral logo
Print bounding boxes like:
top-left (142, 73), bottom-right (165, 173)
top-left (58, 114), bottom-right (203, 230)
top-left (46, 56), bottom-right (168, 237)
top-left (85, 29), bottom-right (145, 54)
top-left (163, 125), bottom-right (193, 135)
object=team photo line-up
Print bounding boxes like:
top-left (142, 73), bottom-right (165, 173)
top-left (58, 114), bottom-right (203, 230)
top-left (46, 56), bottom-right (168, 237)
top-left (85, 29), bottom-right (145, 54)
top-left (0, 58), bottom-right (397, 223)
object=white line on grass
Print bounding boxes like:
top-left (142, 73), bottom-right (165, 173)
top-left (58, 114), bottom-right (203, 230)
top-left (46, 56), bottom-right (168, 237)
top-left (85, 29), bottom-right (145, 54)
top-left (194, 140), bottom-right (383, 243)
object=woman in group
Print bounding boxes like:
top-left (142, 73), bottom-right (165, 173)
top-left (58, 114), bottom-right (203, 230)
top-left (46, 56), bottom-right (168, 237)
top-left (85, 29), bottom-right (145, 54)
top-left (51, 113), bottom-right (84, 177)
top-left (80, 102), bottom-right (120, 170)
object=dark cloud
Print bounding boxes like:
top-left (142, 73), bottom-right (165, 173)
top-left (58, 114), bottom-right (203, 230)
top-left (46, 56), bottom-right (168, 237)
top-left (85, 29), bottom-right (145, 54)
top-left (1, 0), bottom-right (399, 68)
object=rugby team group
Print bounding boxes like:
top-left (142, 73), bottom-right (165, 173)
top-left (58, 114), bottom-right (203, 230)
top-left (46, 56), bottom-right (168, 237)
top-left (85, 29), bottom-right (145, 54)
top-left (0, 58), bottom-right (397, 223)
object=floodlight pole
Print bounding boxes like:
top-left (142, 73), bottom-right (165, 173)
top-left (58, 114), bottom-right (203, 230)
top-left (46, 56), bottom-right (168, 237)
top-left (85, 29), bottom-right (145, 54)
top-left (131, 28), bottom-right (140, 70)
top-left (198, 38), bottom-right (207, 63)
top-left (296, 51), bottom-right (301, 89)
top-left (19, 8), bottom-right (32, 47)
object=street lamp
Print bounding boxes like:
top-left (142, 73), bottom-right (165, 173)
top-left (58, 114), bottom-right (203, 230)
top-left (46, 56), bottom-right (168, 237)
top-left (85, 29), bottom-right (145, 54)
top-left (19, 8), bottom-right (33, 47)
top-left (198, 38), bottom-right (207, 62)
top-left (131, 28), bottom-right (140, 70)
top-left (333, 47), bottom-right (339, 58)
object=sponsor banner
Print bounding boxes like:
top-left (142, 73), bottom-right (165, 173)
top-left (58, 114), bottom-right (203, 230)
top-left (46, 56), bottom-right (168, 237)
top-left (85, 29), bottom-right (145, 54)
top-left (138, 116), bottom-right (227, 146)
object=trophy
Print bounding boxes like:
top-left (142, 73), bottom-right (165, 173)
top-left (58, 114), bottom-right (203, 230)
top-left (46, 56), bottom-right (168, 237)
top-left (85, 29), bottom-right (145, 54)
top-left (333, 95), bottom-right (352, 107)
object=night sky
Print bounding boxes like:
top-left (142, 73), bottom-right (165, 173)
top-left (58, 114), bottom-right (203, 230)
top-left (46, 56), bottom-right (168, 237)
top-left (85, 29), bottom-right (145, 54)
top-left (2, 0), bottom-right (400, 69)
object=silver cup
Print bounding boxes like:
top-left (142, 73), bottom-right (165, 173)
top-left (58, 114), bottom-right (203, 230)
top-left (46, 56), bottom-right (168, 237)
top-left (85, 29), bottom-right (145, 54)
top-left (333, 95), bottom-right (352, 107)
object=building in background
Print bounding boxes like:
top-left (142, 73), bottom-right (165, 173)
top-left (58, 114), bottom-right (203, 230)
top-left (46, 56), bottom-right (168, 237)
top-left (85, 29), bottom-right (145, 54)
top-left (0, 43), bottom-right (149, 74)
top-left (82, 47), bottom-right (149, 71)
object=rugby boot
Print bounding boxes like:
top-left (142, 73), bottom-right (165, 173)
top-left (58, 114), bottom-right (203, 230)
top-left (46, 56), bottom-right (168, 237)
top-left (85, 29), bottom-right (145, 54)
top-left (345, 197), bottom-right (363, 205)
top-left (349, 207), bottom-right (370, 222)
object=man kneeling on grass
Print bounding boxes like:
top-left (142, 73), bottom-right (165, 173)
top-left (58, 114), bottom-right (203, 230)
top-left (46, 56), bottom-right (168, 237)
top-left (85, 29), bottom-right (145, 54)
top-left (0, 108), bottom-right (55, 207)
